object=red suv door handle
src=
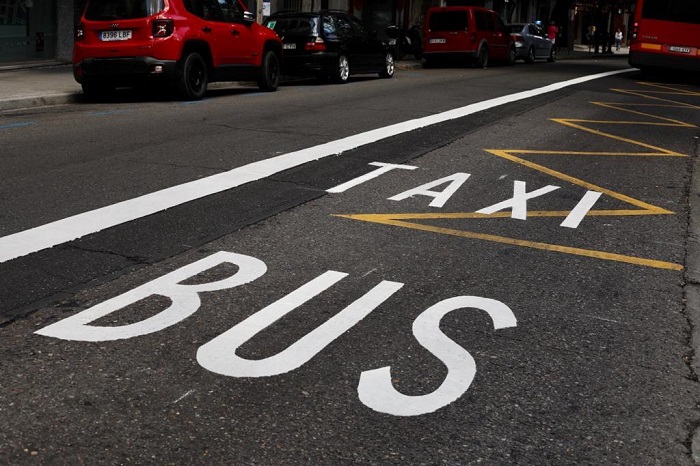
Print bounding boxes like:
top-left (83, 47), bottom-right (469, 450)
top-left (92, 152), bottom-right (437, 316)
top-left (202, 26), bottom-right (211, 33)
top-left (231, 29), bottom-right (240, 36)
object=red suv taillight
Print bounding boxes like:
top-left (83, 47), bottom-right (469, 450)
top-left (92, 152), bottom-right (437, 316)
top-left (152, 19), bottom-right (174, 38)
top-left (305, 36), bottom-right (326, 52)
top-left (75, 22), bottom-right (85, 41)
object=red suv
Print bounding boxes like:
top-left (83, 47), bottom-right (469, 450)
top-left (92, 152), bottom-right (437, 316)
top-left (423, 6), bottom-right (515, 68)
top-left (73, 0), bottom-right (283, 100)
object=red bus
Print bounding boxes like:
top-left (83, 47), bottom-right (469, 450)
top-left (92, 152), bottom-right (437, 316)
top-left (629, 0), bottom-right (700, 73)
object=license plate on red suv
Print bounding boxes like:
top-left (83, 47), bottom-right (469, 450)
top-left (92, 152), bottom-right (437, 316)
top-left (100, 30), bottom-right (132, 41)
top-left (669, 45), bottom-right (691, 53)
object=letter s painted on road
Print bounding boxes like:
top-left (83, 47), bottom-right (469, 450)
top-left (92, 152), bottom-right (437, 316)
top-left (357, 296), bottom-right (517, 416)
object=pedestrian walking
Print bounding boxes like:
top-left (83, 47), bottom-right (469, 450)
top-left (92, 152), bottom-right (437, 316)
top-left (615, 28), bottom-right (623, 51)
top-left (547, 20), bottom-right (558, 45)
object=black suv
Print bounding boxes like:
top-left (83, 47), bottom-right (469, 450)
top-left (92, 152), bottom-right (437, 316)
top-left (264, 10), bottom-right (394, 83)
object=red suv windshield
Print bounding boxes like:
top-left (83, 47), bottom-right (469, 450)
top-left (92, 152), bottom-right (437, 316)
top-left (84, 0), bottom-right (165, 20)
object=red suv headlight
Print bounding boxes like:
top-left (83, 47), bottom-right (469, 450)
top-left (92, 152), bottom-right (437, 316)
top-left (152, 19), bottom-right (174, 38)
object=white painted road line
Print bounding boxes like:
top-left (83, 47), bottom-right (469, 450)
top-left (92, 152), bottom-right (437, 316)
top-left (0, 69), bottom-right (633, 263)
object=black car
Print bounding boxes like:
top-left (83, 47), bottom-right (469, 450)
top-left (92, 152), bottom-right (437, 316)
top-left (264, 10), bottom-right (394, 83)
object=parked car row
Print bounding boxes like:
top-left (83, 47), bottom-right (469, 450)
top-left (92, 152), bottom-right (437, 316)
top-left (71, 0), bottom-right (555, 101)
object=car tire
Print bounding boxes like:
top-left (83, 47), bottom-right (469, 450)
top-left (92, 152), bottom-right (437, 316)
top-left (526, 46), bottom-right (535, 64)
top-left (507, 45), bottom-right (516, 66)
top-left (81, 81), bottom-right (113, 102)
top-left (379, 52), bottom-right (395, 78)
top-left (333, 54), bottom-right (350, 84)
top-left (547, 48), bottom-right (556, 63)
top-left (475, 46), bottom-right (488, 68)
top-left (257, 50), bottom-right (280, 91)
top-left (176, 52), bottom-right (208, 100)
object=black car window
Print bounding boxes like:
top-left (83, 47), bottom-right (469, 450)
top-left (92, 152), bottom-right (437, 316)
top-left (85, 0), bottom-right (164, 20)
top-left (350, 17), bottom-right (369, 39)
top-left (266, 16), bottom-right (317, 36)
top-left (428, 11), bottom-right (468, 32)
top-left (197, 0), bottom-right (225, 21)
top-left (322, 15), bottom-right (338, 39)
top-left (336, 16), bottom-right (352, 39)
top-left (475, 11), bottom-right (493, 32)
top-left (508, 25), bottom-right (524, 34)
top-left (528, 24), bottom-right (538, 35)
top-left (217, 0), bottom-right (243, 22)
top-left (495, 15), bottom-right (508, 34)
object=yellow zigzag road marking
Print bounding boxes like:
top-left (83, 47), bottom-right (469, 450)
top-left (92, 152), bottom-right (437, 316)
top-left (336, 83), bottom-right (696, 270)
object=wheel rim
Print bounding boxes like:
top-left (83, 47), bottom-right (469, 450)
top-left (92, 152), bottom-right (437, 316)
top-left (269, 55), bottom-right (279, 85)
top-left (385, 53), bottom-right (395, 75)
top-left (529, 48), bottom-right (535, 61)
top-left (481, 49), bottom-right (488, 67)
top-left (188, 59), bottom-right (205, 93)
top-left (339, 56), bottom-right (349, 81)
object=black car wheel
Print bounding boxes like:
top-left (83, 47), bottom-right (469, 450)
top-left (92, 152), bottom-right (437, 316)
top-left (547, 47), bottom-right (556, 63)
top-left (475, 46), bottom-right (488, 68)
top-left (176, 52), bottom-right (208, 100)
top-left (379, 52), bottom-right (395, 78)
top-left (333, 54), bottom-right (350, 84)
top-left (507, 45), bottom-right (516, 66)
top-left (257, 50), bottom-right (280, 91)
top-left (526, 46), bottom-right (535, 64)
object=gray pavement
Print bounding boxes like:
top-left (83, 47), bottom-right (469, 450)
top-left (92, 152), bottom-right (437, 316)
top-left (0, 45), bottom-right (629, 112)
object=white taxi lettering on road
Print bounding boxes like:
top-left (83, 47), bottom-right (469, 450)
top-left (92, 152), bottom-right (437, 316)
top-left (560, 190), bottom-right (603, 228)
top-left (35, 252), bottom-right (266, 341)
top-left (327, 162), bottom-right (418, 193)
top-left (388, 173), bottom-right (472, 208)
top-left (476, 181), bottom-right (560, 220)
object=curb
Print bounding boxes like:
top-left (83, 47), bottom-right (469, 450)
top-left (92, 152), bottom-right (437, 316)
top-left (0, 93), bottom-right (82, 112)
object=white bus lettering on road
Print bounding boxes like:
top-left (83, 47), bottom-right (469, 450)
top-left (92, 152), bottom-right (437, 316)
top-left (34, 251), bottom-right (517, 416)
top-left (358, 296), bottom-right (517, 416)
top-left (35, 252), bottom-right (266, 342)
top-left (197, 272), bottom-right (403, 377)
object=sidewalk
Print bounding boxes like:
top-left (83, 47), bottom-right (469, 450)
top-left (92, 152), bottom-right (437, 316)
top-left (0, 45), bottom-right (629, 112)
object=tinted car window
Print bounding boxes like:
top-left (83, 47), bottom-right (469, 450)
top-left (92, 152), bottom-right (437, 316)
top-left (642, 0), bottom-right (700, 24)
top-left (508, 24), bottom-right (524, 34)
top-left (350, 17), bottom-right (369, 38)
top-left (475, 11), bottom-right (493, 32)
top-left (217, 0), bottom-right (243, 22)
top-left (322, 15), bottom-right (337, 38)
top-left (267, 17), bottom-right (318, 36)
top-left (336, 16), bottom-right (352, 38)
top-left (200, 0), bottom-right (225, 21)
top-left (428, 11), bottom-right (468, 32)
top-left (85, 0), bottom-right (164, 20)
top-left (495, 15), bottom-right (508, 34)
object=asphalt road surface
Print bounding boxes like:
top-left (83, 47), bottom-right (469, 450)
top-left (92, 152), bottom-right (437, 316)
top-left (1, 58), bottom-right (699, 464)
